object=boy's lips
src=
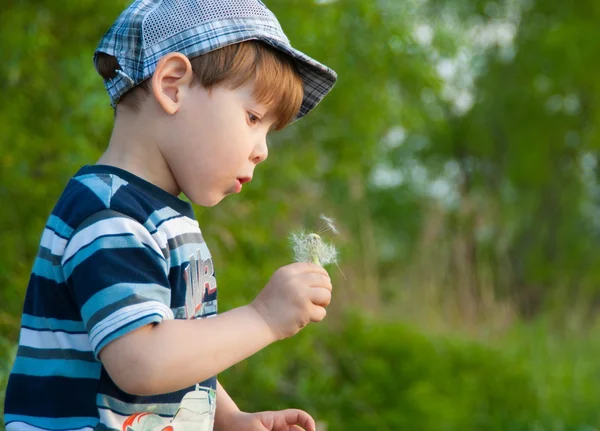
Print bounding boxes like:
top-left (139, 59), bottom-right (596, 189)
top-left (234, 176), bottom-right (252, 193)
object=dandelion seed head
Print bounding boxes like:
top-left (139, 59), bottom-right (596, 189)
top-left (307, 233), bottom-right (321, 244)
top-left (290, 230), bottom-right (338, 266)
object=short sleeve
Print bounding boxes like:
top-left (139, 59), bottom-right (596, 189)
top-left (62, 210), bottom-right (174, 360)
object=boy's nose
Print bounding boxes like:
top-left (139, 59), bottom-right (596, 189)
top-left (251, 139), bottom-right (268, 164)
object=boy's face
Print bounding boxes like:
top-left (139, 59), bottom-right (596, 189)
top-left (159, 82), bottom-right (275, 207)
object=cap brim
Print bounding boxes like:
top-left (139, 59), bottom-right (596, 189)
top-left (258, 38), bottom-right (337, 121)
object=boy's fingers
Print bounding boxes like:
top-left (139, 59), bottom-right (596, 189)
top-left (309, 287), bottom-right (332, 307)
top-left (309, 305), bottom-right (327, 322)
top-left (309, 264), bottom-right (330, 278)
top-left (289, 262), bottom-right (329, 277)
top-left (306, 274), bottom-right (332, 291)
top-left (280, 409), bottom-right (315, 431)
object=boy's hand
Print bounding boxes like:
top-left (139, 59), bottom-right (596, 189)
top-left (219, 409), bottom-right (316, 431)
top-left (251, 262), bottom-right (332, 340)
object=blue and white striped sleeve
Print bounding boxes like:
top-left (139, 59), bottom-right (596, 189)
top-left (62, 210), bottom-right (174, 360)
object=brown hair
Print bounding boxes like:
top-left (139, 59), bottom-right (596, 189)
top-left (95, 41), bottom-right (304, 130)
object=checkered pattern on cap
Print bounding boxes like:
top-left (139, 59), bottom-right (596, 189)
top-left (94, 0), bottom-right (337, 120)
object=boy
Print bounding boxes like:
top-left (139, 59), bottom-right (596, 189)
top-left (3, 0), bottom-right (337, 430)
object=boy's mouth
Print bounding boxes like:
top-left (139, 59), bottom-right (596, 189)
top-left (234, 177), bottom-right (252, 193)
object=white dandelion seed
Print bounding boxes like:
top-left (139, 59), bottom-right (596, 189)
top-left (290, 230), bottom-right (338, 267)
top-left (318, 213), bottom-right (340, 235)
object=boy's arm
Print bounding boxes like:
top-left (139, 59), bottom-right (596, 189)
top-left (63, 212), bottom-right (331, 397)
top-left (214, 380), bottom-right (240, 431)
top-left (99, 305), bottom-right (275, 395)
top-left (99, 263), bottom-right (332, 396)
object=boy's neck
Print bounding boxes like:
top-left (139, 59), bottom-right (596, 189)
top-left (97, 110), bottom-right (181, 197)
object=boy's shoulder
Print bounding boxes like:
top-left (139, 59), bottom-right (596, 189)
top-left (52, 165), bottom-right (195, 240)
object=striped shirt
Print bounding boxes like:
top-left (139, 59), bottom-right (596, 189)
top-left (4, 165), bottom-right (218, 431)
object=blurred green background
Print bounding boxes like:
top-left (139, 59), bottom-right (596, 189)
top-left (2, 0), bottom-right (600, 429)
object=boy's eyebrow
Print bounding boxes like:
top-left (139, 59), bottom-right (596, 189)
top-left (249, 98), bottom-right (273, 118)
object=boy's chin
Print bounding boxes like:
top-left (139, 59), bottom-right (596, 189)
top-left (187, 192), bottom-right (227, 208)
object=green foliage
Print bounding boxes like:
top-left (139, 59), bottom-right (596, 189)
top-left (0, 336), bottom-right (15, 422)
top-left (500, 320), bottom-right (600, 428)
top-left (222, 314), bottom-right (541, 430)
top-left (222, 313), bottom-right (600, 430)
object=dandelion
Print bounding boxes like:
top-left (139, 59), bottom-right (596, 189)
top-left (290, 214), bottom-right (339, 267)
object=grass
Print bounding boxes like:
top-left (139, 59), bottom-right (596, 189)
top-left (2, 286), bottom-right (600, 429)
top-left (496, 319), bottom-right (600, 428)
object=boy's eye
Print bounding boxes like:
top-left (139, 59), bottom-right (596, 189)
top-left (247, 112), bottom-right (261, 125)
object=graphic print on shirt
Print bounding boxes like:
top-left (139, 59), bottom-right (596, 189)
top-left (123, 250), bottom-right (217, 431)
top-left (183, 250), bottom-right (217, 319)
top-left (122, 387), bottom-right (216, 431)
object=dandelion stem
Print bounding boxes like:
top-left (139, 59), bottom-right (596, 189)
top-left (308, 233), bottom-right (322, 267)
top-left (311, 254), bottom-right (321, 266)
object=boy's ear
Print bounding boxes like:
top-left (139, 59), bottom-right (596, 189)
top-left (151, 52), bottom-right (194, 114)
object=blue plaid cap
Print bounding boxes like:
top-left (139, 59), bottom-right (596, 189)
top-left (94, 0), bottom-right (337, 120)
